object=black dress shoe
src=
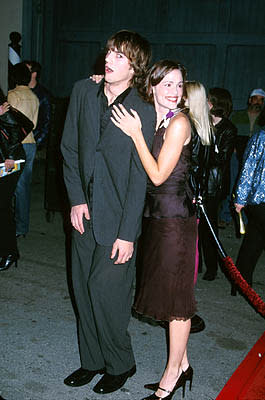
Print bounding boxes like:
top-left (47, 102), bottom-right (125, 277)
top-left (0, 254), bottom-right (19, 271)
top-left (190, 314), bottom-right (206, 334)
top-left (64, 367), bottom-right (105, 387)
top-left (202, 271), bottom-right (216, 281)
top-left (93, 365), bottom-right (136, 394)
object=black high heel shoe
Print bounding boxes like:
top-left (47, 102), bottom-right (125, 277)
top-left (144, 365), bottom-right (193, 398)
top-left (141, 386), bottom-right (172, 399)
top-left (0, 254), bottom-right (19, 271)
top-left (183, 365), bottom-right (193, 394)
top-left (141, 378), bottom-right (186, 400)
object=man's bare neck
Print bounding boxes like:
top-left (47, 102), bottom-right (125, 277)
top-left (104, 81), bottom-right (130, 105)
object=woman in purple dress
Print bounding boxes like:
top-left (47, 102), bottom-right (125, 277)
top-left (111, 60), bottom-right (197, 400)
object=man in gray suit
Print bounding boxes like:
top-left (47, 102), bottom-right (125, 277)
top-left (61, 30), bottom-right (156, 394)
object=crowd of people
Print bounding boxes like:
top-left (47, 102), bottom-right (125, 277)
top-left (1, 29), bottom-right (264, 399)
top-left (0, 61), bottom-right (51, 273)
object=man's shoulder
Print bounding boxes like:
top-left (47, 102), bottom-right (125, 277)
top-left (9, 86), bottom-right (38, 103)
top-left (7, 87), bottom-right (19, 99)
top-left (221, 117), bottom-right (237, 133)
top-left (7, 87), bottom-right (16, 95)
top-left (72, 78), bottom-right (99, 94)
top-left (126, 88), bottom-right (155, 114)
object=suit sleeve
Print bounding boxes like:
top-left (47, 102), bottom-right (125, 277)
top-left (117, 108), bottom-right (155, 242)
top-left (60, 82), bottom-right (87, 207)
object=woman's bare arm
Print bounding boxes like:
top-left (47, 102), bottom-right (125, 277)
top-left (111, 104), bottom-right (191, 186)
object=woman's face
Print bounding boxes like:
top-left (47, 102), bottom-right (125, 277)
top-left (152, 69), bottom-right (184, 114)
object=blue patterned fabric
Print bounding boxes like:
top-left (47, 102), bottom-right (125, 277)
top-left (235, 129), bottom-right (265, 205)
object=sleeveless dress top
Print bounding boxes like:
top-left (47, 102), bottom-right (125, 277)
top-left (144, 125), bottom-right (195, 219)
top-left (134, 118), bottom-right (197, 322)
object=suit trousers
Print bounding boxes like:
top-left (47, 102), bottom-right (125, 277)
top-left (71, 218), bottom-right (136, 375)
top-left (0, 170), bottom-right (21, 256)
top-left (236, 204), bottom-right (265, 286)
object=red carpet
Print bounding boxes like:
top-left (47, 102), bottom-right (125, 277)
top-left (216, 332), bottom-right (265, 399)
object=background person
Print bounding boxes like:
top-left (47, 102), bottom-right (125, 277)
top-left (23, 60), bottom-right (51, 149)
top-left (233, 128), bottom-right (265, 290)
top-left (7, 63), bottom-right (39, 238)
top-left (221, 88), bottom-right (265, 226)
top-left (0, 89), bottom-right (25, 270)
top-left (199, 87), bottom-right (237, 281)
top-left (185, 80), bottom-right (213, 333)
top-left (231, 88), bottom-right (265, 167)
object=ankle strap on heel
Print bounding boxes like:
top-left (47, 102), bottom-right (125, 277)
top-left (158, 386), bottom-right (171, 394)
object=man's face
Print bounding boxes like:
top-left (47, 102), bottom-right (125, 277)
top-left (104, 48), bottom-right (134, 86)
top-left (249, 95), bottom-right (264, 112)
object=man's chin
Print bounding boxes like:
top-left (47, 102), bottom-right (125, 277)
top-left (104, 74), bottom-right (114, 84)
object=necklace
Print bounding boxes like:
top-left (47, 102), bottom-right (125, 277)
top-left (161, 108), bottom-right (182, 128)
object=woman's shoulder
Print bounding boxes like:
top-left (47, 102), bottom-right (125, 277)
top-left (169, 111), bottom-right (191, 132)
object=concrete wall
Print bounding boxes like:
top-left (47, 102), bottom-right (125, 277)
top-left (0, 0), bottom-right (23, 95)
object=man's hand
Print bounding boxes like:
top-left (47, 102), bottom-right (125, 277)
top-left (70, 204), bottom-right (90, 234)
top-left (235, 203), bottom-right (244, 213)
top-left (111, 239), bottom-right (134, 264)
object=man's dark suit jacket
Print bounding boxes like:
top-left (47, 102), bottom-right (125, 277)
top-left (61, 79), bottom-right (156, 246)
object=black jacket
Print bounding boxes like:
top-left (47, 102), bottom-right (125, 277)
top-left (61, 79), bottom-right (156, 245)
top-left (207, 117), bottom-right (237, 198)
top-left (190, 124), bottom-right (211, 200)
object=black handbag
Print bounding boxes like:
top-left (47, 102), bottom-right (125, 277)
top-left (0, 106), bottom-right (34, 142)
top-left (0, 107), bottom-right (31, 162)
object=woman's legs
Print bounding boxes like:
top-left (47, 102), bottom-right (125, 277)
top-left (156, 319), bottom-right (191, 397)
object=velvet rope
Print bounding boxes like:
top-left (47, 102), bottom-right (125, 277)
top-left (222, 256), bottom-right (265, 317)
top-left (198, 201), bottom-right (265, 317)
